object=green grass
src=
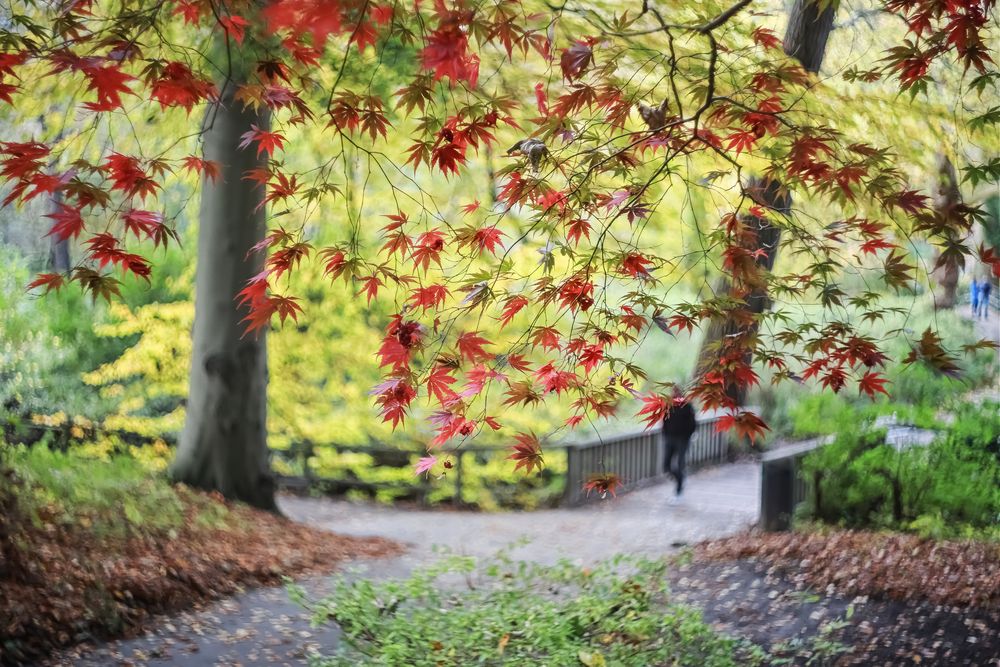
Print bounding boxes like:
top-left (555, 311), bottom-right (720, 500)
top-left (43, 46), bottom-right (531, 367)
top-left (4, 442), bottom-right (230, 539)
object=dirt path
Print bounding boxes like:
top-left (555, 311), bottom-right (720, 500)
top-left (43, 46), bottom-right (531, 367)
top-left (44, 463), bottom-right (761, 666)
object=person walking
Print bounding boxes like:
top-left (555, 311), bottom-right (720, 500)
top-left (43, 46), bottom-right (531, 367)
top-left (978, 279), bottom-right (992, 319)
top-left (970, 277), bottom-right (980, 318)
top-left (662, 387), bottom-right (697, 500)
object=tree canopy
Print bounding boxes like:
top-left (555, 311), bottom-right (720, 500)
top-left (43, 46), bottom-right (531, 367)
top-left (1, 0), bottom-right (998, 480)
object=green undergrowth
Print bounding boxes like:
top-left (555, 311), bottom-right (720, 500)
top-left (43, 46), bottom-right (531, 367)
top-left (799, 400), bottom-right (1000, 539)
top-left (3, 442), bottom-right (232, 540)
top-left (292, 554), bottom-right (770, 667)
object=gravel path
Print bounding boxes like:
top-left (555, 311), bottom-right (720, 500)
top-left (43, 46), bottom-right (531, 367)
top-left (281, 461), bottom-right (761, 568)
top-left (45, 463), bottom-right (760, 667)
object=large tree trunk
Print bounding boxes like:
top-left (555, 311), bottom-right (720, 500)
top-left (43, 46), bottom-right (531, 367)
top-left (170, 88), bottom-right (276, 511)
top-left (694, 0), bottom-right (835, 405)
top-left (931, 155), bottom-right (961, 309)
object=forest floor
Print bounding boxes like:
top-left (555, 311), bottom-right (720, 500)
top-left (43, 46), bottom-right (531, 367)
top-left (0, 485), bottom-right (401, 667)
top-left (38, 461), bottom-right (1000, 667)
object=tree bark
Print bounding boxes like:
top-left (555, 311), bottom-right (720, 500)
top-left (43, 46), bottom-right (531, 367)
top-left (169, 88), bottom-right (276, 511)
top-left (694, 0), bottom-right (835, 405)
top-left (931, 155), bottom-right (961, 309)
top-left (783, 0), bottom-right (837, 74)
top-left (47, 192), bottom-right (70, 272)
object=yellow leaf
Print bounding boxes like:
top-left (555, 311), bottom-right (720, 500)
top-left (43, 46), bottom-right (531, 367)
top-left (578, 650), bottom-right (606, 667)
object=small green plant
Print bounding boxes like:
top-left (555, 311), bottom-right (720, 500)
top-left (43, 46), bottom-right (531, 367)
top-left (769, 614), bottom-right (850, 666)
top-left (294, 554), bottom-right (767, 666)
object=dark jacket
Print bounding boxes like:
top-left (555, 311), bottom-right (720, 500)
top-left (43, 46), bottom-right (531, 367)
top-left (662, 401), bottom-right (697, 440)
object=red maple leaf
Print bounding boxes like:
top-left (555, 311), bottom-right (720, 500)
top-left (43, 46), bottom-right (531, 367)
top-left (238, 125), bottom-right (286, 157)
top-left (122, 209), bottom-right (163, 241)
top-left (26, 272), bottom-right (66, 295)
top-left (508, 432), bottom-right (544, 474)
top-left (409, 284), bottom-right (450, 311)
top-left (357, 274), bottom-right (384, 304)
top-left (530, 326), bottom-right (562, 351)
top-left (858, 371), bottom-right (890, 399)
top-left (410, 229), bottom-right (446, 273)
top-left (636, 394), bottom-right (669, 430)
top-left (219, 14), bottom-right (249, 43)
top-left (560, 39), bottom-right (594, 81)
top-left (752, 27), bottom-right (782, 50)
top-left (499, 295), bottom-right (529, 329)
top-left (421, 23), bottom-right (479, 86)
top-left (182, 155), bottom-right (221, 183)
top-left (44, 203), bottom-right (85, 241)
top-left (456, 331), bottom-right (492, 363)
top-left (577, 343), bottom-right (604, 374)
top-left (725, 129), bottom-right (757, 155)
top-left (565, 218), bottom-right (591, 246)
top-left (426, 364), bottom-right (458, 404)
top-left (471, 225), bottom-right (505, 256)
top-left (372, 378), bottom-right (416, 430)
top-left (621, 253), bottom-right (654, 279)
top-left (582, 473), bottom-right (624, 499)
top-left (715, 410), bottom-right (769, 444)
top-left (83, 65), bottom-right (135, 111)
top-left (150, 62), bottom-right (217, 112)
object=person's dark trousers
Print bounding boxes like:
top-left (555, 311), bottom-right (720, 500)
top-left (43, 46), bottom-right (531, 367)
top-left (663, 435), bottom-right (690, 495)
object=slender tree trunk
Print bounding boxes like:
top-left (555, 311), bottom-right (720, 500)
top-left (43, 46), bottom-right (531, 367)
top-left (932, 155), bottom-right (961, 309)
top-left (169, 88), bottom-right (276, 511)
top-left (48, 236), bottom-right (70, 272)
top-left (694, 0), bottom-right (835, 405)
top-left (47, 192), bottom-right (70, 272)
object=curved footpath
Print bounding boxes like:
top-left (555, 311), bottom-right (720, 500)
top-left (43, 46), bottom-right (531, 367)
top-left (44, 463), bottom-right (761, 666)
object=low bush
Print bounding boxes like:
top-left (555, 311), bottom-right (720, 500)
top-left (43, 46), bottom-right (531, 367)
top-left (800, 401), bottom-right (1000, 537)
top-left (293, 554), bottom-right (766, 666)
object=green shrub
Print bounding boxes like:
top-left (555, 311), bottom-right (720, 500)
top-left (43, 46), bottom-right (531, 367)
top-left (293, 554), bottom-right (766, 666)
top-left (800, 401), bottom-right (1000, 536)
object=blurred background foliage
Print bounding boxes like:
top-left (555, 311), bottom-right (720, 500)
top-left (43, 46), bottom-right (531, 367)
top-left (1, 3), bottom-right (998, 510)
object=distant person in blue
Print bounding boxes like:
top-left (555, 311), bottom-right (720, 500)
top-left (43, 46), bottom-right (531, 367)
top-left (662, 387), bottom-right (697, 500)
top-left (978, 279), bottom-right (993, 319)
top-left (970, 277), bottom-right (980, 317)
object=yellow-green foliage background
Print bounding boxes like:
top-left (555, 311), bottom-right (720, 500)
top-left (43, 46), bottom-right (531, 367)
top-left (1, 0), bottom-right (998, 508)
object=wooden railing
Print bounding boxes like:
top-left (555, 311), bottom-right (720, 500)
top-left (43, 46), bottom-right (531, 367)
top-left (758, 438), bottom-right (826, 531)
top-left (561, 409), bottom-right (739, 506)
top-left (9, 408), bottom-right (740, 508)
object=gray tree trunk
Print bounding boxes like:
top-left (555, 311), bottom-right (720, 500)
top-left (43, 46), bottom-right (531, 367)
top-left (694, 0), bottom-right (835, 405)
top-left (931, 155), bottom-right (961, 309)
top-left (48, 192), bottom-right (70, 272)
top-left (169, 88), bottom-right (276, 511)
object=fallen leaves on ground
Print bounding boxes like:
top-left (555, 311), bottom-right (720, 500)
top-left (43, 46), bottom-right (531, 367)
top-left (698, 529), bottom-right (1000, 609)
top-left (0, 487), bottom-right (402, 665)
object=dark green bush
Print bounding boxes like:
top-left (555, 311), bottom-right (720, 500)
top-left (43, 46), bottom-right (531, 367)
top-left (801, 401), bottom-right (1000, 537)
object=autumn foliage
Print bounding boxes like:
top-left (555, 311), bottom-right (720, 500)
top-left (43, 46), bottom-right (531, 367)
top-left (1, 0), bottom-right (997, 480)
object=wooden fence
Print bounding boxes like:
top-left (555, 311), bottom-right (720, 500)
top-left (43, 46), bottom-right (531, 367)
top-left (10, 409), bottom-right (739, 508)
top-left (561, 409), bottom-right (737, 505)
